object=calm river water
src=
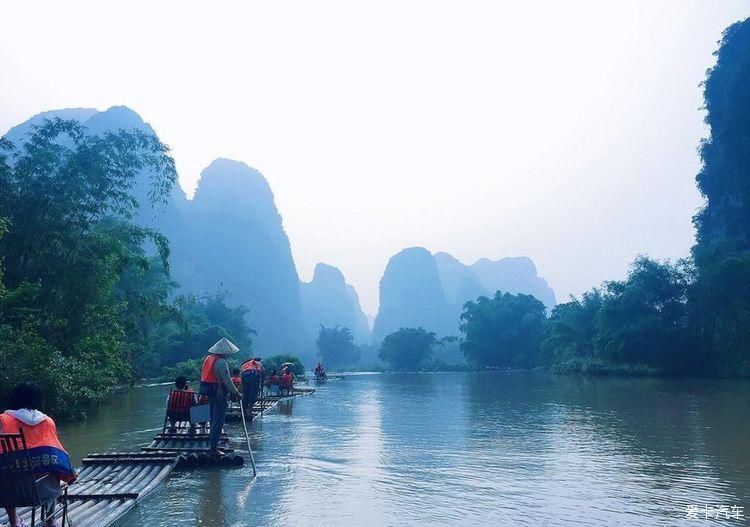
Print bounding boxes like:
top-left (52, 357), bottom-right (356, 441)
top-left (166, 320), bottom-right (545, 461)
top-left (58, 372), bottom-right (750, 526)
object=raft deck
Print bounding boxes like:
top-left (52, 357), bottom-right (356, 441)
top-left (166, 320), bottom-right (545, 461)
top-left (0, 452), bottom-right (176, 527)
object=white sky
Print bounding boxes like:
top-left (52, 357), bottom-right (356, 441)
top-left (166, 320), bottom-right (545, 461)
top-left (1, 1), bottom-right (748, 315)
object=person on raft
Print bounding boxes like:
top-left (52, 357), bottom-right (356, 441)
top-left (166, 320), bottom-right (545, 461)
top-left (240, 357), bottom-right (264, 419)
top-left (199, 337), bottom-right (242, 454)
top-left (280, 367), bottom-right (295, 395)
top-left (266, 369), bottom-right (280, 396)
top-left (166, 376), bottom-right (198, 433)
top-left (0, 382), bottom-right (77, 527)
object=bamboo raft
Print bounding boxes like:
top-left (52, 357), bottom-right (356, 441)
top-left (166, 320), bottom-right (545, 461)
top-left (0, 452), bottom-right (176, 527)
top-left (0, 386), bottom-right (314, 527)
top-left (144, 429), bottom-right (244, 468)
top-left (225, 387), bottom-right (315, 421)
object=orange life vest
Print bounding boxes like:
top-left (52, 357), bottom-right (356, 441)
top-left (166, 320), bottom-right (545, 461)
top-left (231, 375), bottom-right (242, 388)
top-left (241, 360), bottom-right (262, 375)
top-left (0, 413), bottom-right (75, 482)
top-left (200, 355), bottom-right (220, 396)
top-left (280, 372), bottom-right (293, 388)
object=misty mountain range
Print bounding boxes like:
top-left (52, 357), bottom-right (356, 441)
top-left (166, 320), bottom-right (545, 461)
top-left (372, 248), bottom-right (555, 341)
top-left (4, 106), bottom-right (555, 358)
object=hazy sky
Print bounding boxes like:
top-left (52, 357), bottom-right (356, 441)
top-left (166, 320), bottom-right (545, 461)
top-left (1, 1), bottom-right (748, 315)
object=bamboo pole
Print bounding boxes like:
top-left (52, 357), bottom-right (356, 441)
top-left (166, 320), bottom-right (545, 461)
top-left (239, 400), bottom-right (257, 478)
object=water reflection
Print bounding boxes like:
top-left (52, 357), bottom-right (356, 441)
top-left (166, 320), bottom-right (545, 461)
top-left (56, 373), bottom-right (750, 526)
top-left (277, 399), bottom-right (294, 416)
top-left (199, 470), bottom-right (227, 527)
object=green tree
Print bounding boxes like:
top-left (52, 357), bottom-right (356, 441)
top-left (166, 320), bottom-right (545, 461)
top-left (115, 251), bottom-right (176, 376)
top-left (460, 292), bottom-right (546, 368)
top-left (0, 119), bottom-right (176, 416)
top-left (594, 257), bottom-right (694, 372)
top-left (379, 327), bottom-right (438, 371)
top-left (263, 354), bottom-right (305, 376)
top-left (160, 295), bottom-right (254, 366)
top-left (316, 325), bottom-right (359, 369)
top-left (0, 119), bottom-right (175, 347)
top-left (542, 289), bottom-right (603, 367)
top-left (689, 253), bottom-right (750, 375)
top-left (542, 257), bottom-right (701, 375)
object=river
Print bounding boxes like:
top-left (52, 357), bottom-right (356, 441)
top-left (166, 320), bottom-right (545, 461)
top-left (57, 372), bottom-right (750, 526)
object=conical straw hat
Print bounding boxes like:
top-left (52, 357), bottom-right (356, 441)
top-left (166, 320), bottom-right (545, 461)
top-left (208, 337), bottom-right (240, 355)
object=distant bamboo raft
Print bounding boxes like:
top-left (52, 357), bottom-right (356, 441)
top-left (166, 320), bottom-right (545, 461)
top-left (225, 386), bottom-right (315, 421)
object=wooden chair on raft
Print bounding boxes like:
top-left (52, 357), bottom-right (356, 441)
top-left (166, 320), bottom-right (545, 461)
top-left (0, 429), bottom-right (69, 527)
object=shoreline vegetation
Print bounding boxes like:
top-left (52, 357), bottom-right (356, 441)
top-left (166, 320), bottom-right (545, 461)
top-left (1, 19), bottom-right (749, 421)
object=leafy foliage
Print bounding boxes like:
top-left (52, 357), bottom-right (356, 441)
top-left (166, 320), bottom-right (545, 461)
top-left (379, 327), bottom-right (438, 371)
top-left (0, 119), bottom-right (176, 416)
top-left (263, 354), bottom-right (305, 376)
top-left (542, 290), bottom-right (602, 365)
top-left (460, 292), bottom-right (546, 368)
top-left (316, 325), bottom-right (359, 369)
top-left (595, 257), bottom-right (692, 369)
top-left (543, 258), bottom-right (698, 374)
top-left (157, 295), bottom-right (255, 368)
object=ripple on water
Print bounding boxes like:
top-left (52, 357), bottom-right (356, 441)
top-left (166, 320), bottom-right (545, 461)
top-left (60, 373), bottom-right (750, 526)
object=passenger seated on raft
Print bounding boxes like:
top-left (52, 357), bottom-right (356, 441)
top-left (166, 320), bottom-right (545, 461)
top-left (0, 382), bottom-right (77, 527)
top-left (166, 376), bottom-right (197, 433)
top-left (266, 370), bottom-right (280, 396)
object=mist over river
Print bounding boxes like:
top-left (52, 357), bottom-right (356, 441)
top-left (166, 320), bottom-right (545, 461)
top-left (58, 373), bottom-right (750, 526)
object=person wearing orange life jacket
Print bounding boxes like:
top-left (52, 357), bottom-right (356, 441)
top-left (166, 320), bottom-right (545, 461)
top-left (0, 382), bottom-right (77, 527)
top-left (266, 369), bottom-right (280, 396)
top-left (199, 337), bottom-right (242, 453)
top-left (314, 362), bottom-right (327, 381)
top-left (280, 367), bottom-right (294, 395)
top-left (240, 357), bottom-right (264, 418)
top-left (166, 376), bottom-right (198, 433)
